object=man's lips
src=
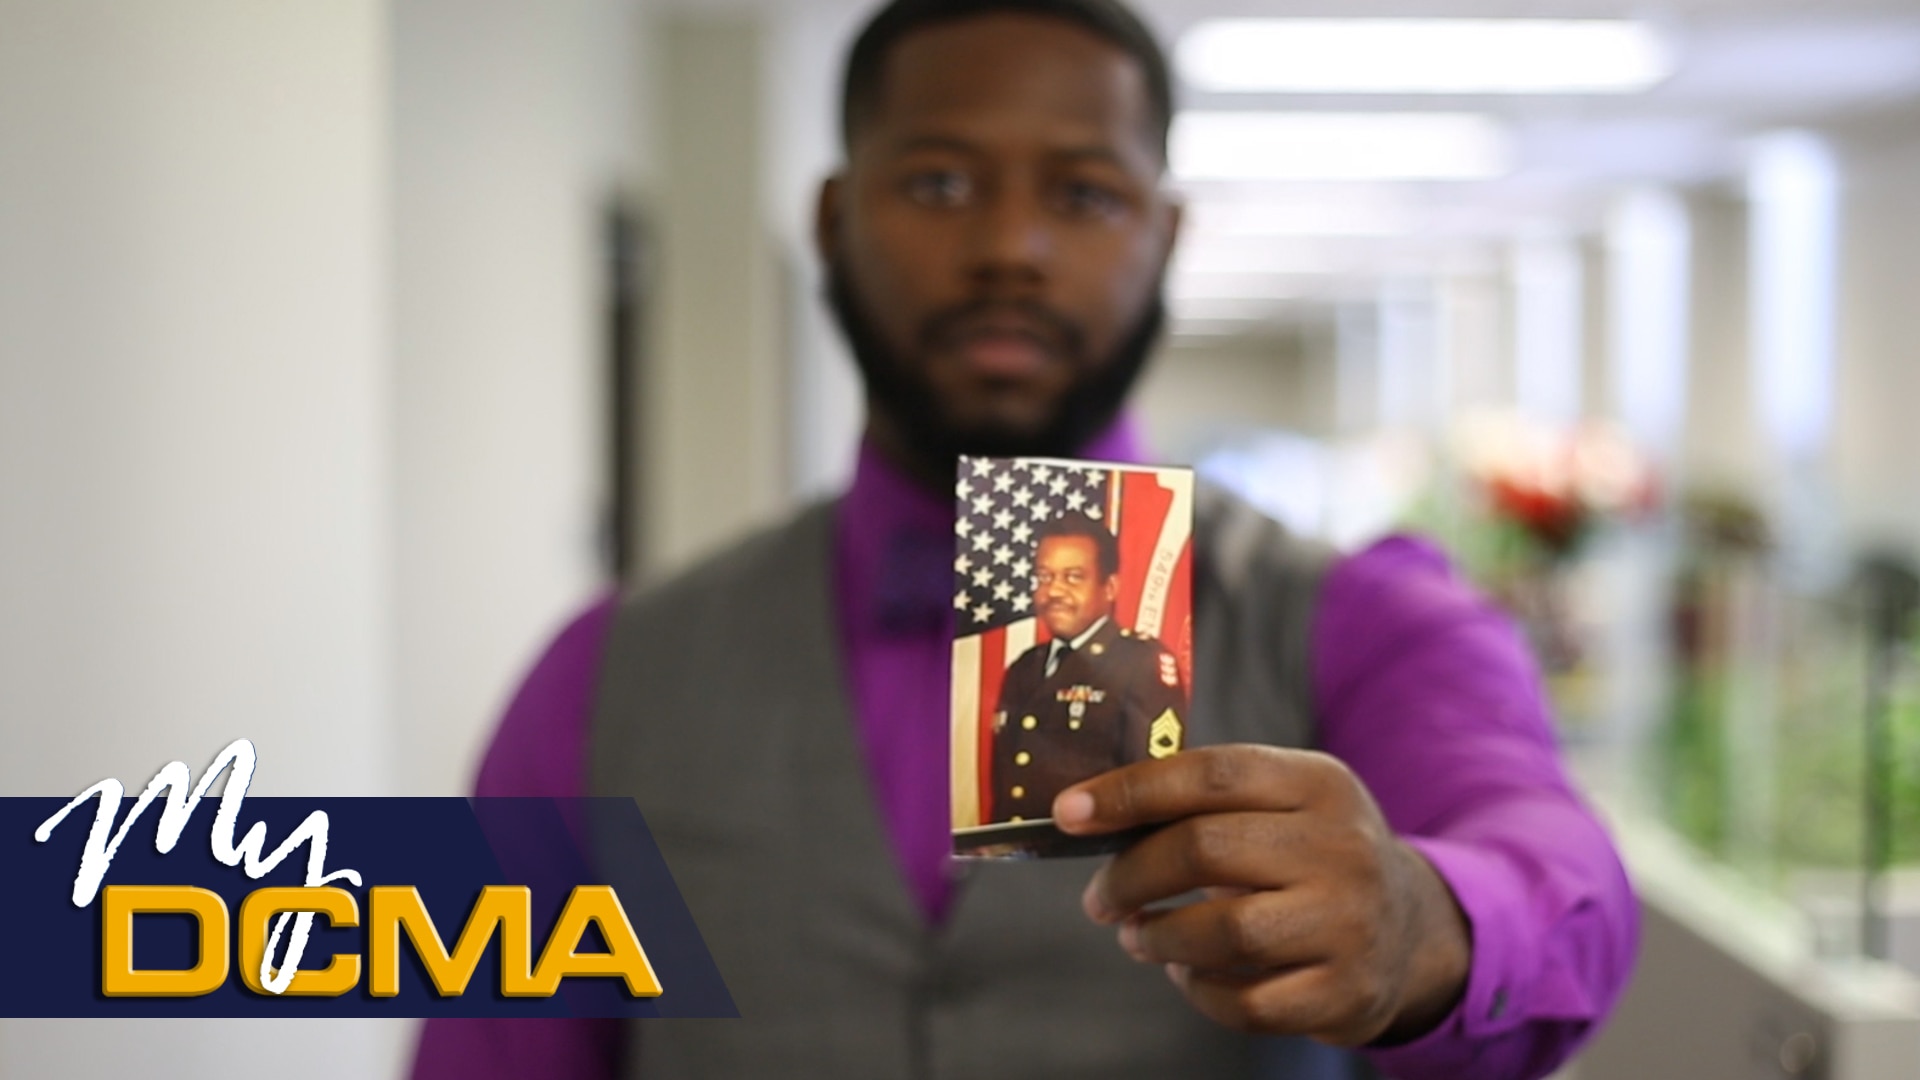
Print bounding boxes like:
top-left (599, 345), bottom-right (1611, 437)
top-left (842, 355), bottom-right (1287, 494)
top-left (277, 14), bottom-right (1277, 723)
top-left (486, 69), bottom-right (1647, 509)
top-left (928, 306), bottom-right (1075, 380)
top-left (947, 329), bottom-right (1054, 379)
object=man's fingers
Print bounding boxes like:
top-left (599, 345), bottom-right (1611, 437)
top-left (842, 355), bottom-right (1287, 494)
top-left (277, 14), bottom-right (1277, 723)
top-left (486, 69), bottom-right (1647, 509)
top-left (1165, 963), bottom-right (1351, 1040)
top-left (1083, 812), bottom-right (1316, 922)
top-left (1053, 745), bottom-right (1335, 835)
top-left (1120, 892), bottom-right (1327, 971)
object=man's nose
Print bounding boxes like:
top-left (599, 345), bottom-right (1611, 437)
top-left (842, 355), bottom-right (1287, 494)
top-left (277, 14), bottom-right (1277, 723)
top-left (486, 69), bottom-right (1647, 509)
top-left (970, 186), bottom-right (1052, 285)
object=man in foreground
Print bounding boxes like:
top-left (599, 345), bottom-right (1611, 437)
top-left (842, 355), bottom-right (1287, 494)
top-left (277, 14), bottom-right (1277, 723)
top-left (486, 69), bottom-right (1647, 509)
top-left (414, 0), bottom-right (1637, 1076)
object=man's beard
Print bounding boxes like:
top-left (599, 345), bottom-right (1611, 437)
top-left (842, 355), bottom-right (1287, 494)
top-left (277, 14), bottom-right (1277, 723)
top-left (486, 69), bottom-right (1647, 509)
top-left (825, 260), bottom-right (1165, 473)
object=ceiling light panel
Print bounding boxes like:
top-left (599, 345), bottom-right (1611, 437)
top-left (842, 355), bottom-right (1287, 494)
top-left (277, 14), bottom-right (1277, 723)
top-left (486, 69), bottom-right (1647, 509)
top-left (1171, 112), bottom-right (1516, 182)
top-left (1178, 19), bottom-right (1675, 95)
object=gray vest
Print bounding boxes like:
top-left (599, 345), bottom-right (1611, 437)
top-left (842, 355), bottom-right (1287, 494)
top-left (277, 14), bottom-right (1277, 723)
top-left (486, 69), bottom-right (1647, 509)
top-left (589, 485), bottom-right (1373, 1078)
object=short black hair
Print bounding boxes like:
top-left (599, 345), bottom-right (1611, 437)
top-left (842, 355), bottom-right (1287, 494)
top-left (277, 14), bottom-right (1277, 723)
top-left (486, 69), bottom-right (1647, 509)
top-left (1036, 510), bottom-right (1120, 580)
top-left (840, 0), bottom-right (1173, 161)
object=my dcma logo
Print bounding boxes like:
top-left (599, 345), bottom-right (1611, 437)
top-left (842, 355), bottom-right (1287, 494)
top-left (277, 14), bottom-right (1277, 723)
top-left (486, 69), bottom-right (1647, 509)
top-left (102, 884), bottom-right (661, 998)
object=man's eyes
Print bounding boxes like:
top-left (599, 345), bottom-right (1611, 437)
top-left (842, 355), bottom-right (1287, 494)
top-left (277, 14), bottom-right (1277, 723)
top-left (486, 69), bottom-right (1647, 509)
top-left (899, 170), bottom-right (1131, 219)
top-left (902, 169), bottom-right (974, 208)
top-left (1035, 570), bottom-right (1089, 586)
top-left (1053, 179), bottom-right (1128, 220)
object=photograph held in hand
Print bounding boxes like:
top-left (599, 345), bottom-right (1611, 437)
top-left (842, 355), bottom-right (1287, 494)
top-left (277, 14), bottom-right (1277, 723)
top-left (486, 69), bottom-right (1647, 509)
top-left (950, 455), bottom-right (1193, 858)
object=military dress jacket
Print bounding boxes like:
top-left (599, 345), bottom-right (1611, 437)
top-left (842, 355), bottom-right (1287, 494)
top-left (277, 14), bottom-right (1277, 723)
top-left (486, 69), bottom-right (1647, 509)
top-left (587, 484), bottom-right (1371, 1080)
top-left (989, 617), bottom-right (1187, 823)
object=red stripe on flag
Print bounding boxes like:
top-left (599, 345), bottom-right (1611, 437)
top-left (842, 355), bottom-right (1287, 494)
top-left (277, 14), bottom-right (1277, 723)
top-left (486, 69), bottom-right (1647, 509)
top-left (1114, 470), bottom-right (1175, 632)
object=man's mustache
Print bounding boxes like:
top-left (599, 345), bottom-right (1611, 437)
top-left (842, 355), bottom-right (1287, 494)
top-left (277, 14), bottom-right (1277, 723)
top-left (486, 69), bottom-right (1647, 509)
top-left (920, 299), bottom-right (1086, 358)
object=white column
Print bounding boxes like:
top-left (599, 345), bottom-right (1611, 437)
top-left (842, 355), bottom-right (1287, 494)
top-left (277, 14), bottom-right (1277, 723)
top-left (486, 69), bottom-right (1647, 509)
top-left (1746, 131), bottom-right (1841, 576)
top-left (1605, 186), bottom-right (1693, 462)
top-left (1511, 233), bottom-right (1586, 428)
top-left (1749, 132), bottom-right (1840, 470)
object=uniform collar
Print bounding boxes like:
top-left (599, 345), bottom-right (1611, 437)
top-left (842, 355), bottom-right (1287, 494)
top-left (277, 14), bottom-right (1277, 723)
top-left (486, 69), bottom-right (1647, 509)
top-left (1050, 615), bottom-right (1111, 656)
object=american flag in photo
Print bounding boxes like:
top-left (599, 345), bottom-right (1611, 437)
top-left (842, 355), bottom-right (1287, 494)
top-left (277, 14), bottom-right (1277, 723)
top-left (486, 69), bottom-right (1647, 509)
top-left (948, 456), bottom-right (1195, 829)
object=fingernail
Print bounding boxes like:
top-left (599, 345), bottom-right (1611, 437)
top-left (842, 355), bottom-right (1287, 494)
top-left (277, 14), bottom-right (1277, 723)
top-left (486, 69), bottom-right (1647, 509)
top-left (1054, 790), bottom-right (1094, 828)
top-left (1118, 921), bottom-right (1144, 960)
top-left (1081, 866), bottom-right (1112, 923)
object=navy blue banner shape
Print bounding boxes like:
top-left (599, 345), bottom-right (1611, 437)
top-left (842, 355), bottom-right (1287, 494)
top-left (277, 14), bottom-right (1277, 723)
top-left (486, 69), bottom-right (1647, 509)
top-left (1, 797), bottom-right (736, 1018)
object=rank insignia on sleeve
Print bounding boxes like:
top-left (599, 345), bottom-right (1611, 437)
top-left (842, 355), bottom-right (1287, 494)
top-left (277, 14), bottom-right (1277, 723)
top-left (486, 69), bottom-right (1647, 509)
top-left (1149, 708), bottom-right (1182, 758)
top-left (1158, 653), bottom-right (1179, 687)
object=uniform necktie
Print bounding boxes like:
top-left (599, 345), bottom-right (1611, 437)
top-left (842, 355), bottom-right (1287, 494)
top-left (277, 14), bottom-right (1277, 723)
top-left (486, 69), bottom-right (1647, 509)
top-left (1046, 640), bottom-right (1074, 678)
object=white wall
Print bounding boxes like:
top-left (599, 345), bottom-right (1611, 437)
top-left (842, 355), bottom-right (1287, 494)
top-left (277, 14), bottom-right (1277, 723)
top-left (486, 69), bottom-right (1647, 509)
top-left (0, 0), bottom-right (651, 1075)
top-left (1833, 118), bottom-right (1920, 549)
top-left (1135, 331), bottom-right (1337, 457)
top-left (392, 0), bottom-right (645, 798)
top-left (644, 13), bottom-right (792, 573)
top-left (0, 3), bottom-right (401, 1076)
top-left (0, 0), bottom-right (393, 797)
top-left (766, 0), bottom-right (867, 502)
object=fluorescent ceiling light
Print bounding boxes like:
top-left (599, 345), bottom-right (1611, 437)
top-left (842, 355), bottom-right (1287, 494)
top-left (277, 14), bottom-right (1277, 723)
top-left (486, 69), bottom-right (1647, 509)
top-left (1188, 200), bottom-right (1412, 238)
top-left (1178, 19), bottom-right (1674, 95)
top-left (1172, 112), bottom-right (1514, 182)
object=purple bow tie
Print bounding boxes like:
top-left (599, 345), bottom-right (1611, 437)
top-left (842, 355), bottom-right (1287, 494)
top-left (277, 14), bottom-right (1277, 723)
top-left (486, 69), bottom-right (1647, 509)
top-left (874, 526), bottom-right (953, 636)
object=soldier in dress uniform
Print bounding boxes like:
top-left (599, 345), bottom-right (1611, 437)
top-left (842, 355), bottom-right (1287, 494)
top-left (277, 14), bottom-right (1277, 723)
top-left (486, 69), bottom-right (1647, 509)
top-left (990, 510), bottom-right (1186, 823)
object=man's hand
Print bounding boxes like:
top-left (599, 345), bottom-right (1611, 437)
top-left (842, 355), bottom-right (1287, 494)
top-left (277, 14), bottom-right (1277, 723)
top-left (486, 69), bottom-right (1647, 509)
top-left (1053, 745), bottom-right (1471, 1047)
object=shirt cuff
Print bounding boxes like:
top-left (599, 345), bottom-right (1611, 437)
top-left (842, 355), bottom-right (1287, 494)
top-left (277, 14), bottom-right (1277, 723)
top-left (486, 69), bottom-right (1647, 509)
top-left (1363, 835), bottom-right (1538, 1078)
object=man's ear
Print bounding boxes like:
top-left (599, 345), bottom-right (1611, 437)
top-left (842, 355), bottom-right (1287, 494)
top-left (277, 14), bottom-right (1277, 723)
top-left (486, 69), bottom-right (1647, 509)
top-left (1103, 577), bottom-right (1119, 605)
top-left (1157, 193), bottom-right (1185, 268)
top-left (815, 174), bottom-right (846, 264)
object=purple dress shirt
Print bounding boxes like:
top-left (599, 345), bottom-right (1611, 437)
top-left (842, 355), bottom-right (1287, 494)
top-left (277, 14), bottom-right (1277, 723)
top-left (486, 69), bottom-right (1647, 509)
top-left (412, 425), bottom-right (1637, 1080)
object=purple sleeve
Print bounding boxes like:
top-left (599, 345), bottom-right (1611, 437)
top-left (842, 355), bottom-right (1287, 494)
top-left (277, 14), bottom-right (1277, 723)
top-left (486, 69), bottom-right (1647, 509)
top-left (1312, 537), bottom-right (1638, 1080)
top-left (409, 593), bottom-right (624, 1080)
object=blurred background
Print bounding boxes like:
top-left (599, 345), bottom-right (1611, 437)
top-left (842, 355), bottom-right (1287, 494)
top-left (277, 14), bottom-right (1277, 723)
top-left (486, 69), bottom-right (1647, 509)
top-left (4, 0), bottom-right (1920, 1076)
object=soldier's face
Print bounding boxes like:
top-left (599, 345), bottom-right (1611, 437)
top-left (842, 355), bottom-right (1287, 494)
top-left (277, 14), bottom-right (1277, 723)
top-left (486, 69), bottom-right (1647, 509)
top-left (818, 14), bottom-right (1180, 465)
top-left (1034, 536), bottom-right (1116, 641)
